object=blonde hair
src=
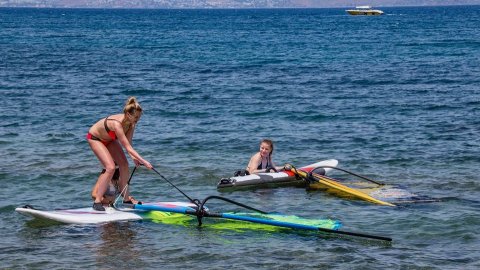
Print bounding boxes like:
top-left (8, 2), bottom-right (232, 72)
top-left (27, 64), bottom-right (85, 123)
top-left (123, 96), bottom-right (143, 115)
top-left (122, 97), bottom-right (143, 129)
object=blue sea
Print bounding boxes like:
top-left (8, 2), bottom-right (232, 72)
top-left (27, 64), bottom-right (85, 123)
top-left (1, 5), bottom-right (479, 269)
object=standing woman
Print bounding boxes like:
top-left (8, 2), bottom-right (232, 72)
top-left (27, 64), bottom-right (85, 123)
top-left (87, 97), bottom-right (153, 211)
top-left (246, 139), bottom-right (282, 174)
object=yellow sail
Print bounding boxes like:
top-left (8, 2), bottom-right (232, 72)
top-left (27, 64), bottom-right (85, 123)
top-left (293, 169), bottom-right (395, 206)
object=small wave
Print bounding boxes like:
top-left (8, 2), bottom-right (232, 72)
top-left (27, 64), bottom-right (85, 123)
top-left (122, 89), bottom-right (157, 96)
top-left (45, 132), bottom-right (75, 138)
top-left (0, 204), bottom-right (17, 213)
top-left (1, 118), bottom-right (21, 127)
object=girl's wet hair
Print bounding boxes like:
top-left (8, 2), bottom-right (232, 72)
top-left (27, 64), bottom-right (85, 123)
top-left (261, 139), bottom-right (274, 155)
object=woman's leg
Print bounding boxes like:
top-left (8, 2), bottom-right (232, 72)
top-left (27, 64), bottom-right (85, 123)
top-left (107, 141), bottom-right (130, 200)
top-left (88, 140), bottom-right (116, 204)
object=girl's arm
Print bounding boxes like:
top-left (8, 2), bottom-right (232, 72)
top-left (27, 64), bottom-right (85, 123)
top-left (114, 121), bottom-right (152, 169)
top-left (246, 153), bottom-right (262, 174)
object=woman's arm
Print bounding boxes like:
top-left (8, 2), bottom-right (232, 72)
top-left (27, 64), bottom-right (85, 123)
top-left (125, 122), bottom-right (135, 143)
top-left (246, 153), bottom-right (262, 174)
top-left (114, 121), bottom-right (152, 169)
top-left (268, 157), bottom-right (284, 171)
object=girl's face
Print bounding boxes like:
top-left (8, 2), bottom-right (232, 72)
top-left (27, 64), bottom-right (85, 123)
top-left (127, 111), bottom-right (141, 124)
top-left (259, 142), bottom-right (272, 158)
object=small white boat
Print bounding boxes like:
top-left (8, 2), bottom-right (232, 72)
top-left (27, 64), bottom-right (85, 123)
top-left (346, 6), bottom-right (384, 16)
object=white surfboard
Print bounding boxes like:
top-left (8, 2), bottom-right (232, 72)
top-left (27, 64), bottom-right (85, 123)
top-left (15, 202), bottom-right (198, 224)
top-left (217, 159), bottom-right (338, 190)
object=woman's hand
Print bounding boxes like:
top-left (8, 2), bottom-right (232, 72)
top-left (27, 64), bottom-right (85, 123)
top-left (132, 155), bottom-right (153, 169)
top-left (142, 160), bottom-right (153, 169)
top-left (265, 166), bottom-right (278, 173)
top-left (133, 159), bottom-right (141, 167)
top-left (133, 159), bottom-right (153, 169)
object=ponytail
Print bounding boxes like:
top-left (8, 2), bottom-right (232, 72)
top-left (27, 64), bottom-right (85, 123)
top-left (123, 96), bottom-right (143, 115)
top-left (122, 97), bottom-right (143, 129)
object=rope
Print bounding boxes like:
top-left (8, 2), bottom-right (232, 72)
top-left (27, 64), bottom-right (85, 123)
top-left (195, 195), bottom-right (268, 226)
top-left (151, 167), bottom-right (196, 204)
top-left (113, 166), bottom-right (137, 207)
top-left (311, 165), bottom-right (384, 186)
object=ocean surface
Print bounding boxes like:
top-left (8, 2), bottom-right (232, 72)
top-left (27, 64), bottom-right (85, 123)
top-left (1, 5), bottom-right (479, 269)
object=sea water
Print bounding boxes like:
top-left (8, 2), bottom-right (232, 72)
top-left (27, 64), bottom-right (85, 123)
top-left (1, 6), bottom-right (479, 269)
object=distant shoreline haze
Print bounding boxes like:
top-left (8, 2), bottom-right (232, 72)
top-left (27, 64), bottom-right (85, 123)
top-left (1, 0), bottom-right (480, 8)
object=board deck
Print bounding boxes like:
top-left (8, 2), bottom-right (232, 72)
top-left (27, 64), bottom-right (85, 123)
top-left (15, 202), bottom-right (198, 224)
top-left (217, 159), bottom-right (338, 190)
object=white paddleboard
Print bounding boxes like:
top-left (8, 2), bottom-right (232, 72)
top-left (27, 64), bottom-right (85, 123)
top-left (217, 159), bottom-right (338, 190)
top-left (15, 202), bottom-right (198, 224)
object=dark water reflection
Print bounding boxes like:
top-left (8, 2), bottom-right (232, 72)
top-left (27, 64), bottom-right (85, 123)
top-left (95, 222), bottom-right (145, 268)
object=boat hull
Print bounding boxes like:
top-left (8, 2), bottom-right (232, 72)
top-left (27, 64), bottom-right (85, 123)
top-left (346, 9), bottom-right (384, 16)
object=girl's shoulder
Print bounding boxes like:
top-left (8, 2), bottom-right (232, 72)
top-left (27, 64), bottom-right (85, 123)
top-left (107, 114), bottom-right (124, 123)
top-left (109, 113), bottom-right (124, 119)
top-left (250, 152), bottom-right (261, 160)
